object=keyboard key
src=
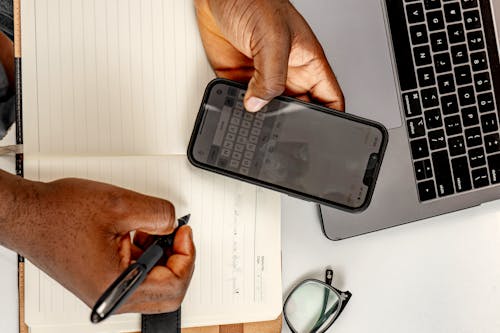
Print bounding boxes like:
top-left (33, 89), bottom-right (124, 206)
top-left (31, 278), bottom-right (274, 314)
top-left (432, 150), bottom-right (455, 196)
top-left (451, 156), bottom-right (472, 192)
top-left (441, 94), bottom-right (459, 115)
top-left (451, 44), bottom-right (469, 64)
top-left (414, 46), bottom-right (432, 66)
top-left (410, 24), bottom-right (429, 45)
top-left (241, 159), bottom-right (252, 168)
top-left (461, 106), bottom-right (479, 127)
top-left (241, 120), bottom-right (251, 129)
top-left (437, 74), bottom-right (455, 94)
top-left (236, 136), bottom-right (247, 144)
top-left (421, 88), bottom-right (440, 108)
top-left (244, 151), bottom-right (254, 160)
top-left (418, 180), bottom-right (436, 202)
top-left (240, 167), bottom-right (250, 175)
top-left (444, 2), bottom-right (462, 22)
top-left (425, 108), bottom-right (443, 129)
top-left (236, 143), bottom-right (247, 153)
top-left (417, 66), bottom-right (436, 87)
top-left (481, 113), bottom-right (499, 133)
top-left (472, 167), bottom-right (490, 188)
top-left (434, 52), bottom-right (452, 73)
top-left (418, 180), bottom-right (437, 201)
top-left (402, 91), bottom-right (422, 117)
top-left (467, 30), bottom-right (485, 50)
top-left (411, 138), bottom-right (430, 159)
top-left (407, 118), bottom-right (426, 138)
top-left (464, 126), bottom-right (482, 147)
top-left (249, 135), bottom-right (258, 144)
top-left (427, 11), bottom-right (445, 31)
top-left (428, 129), bottom-right (447, 150)
top-left (430, 31), bottom-right (449, 52)
top-left (461, 0), bottom-right (478, 9)
top-left (243, 113), bottom-right (253, 121)
top-left (485, 133), bottom-right (500, 154)
top-left (447, 23), bottom-right (465, 44)
top-left (448, 136), bottom-right (466, 156)
top-left (474, 72), bottom-right (491, 92)
top-left (228, 125), bottom-right (238, 134)
top-left (414, 159), bottom-right (433, 180)
top-left (425, 0), bottom-right (441, 10)
top-left (464, 10), bottom-right (481, 30)
top-left (223, 141), bottom-right (234, 150)
top-left (246, 143), bottom-right (256, 152)
top-left (454, 65), bottom-right (472, 85)
top-left (470, 51), bottom-right (488, 71)
top-left (250, 127), bottom-right (261, 136)
top-left (488, 154), bottom-right (500, 184)
top-left (477, 92), bottom-right (495, 112)
top-left (445, 115), bottom-right (463, 136)
top-left (406, 3), bottom-right (425, 23)
top-left (238, 128), bottom-right (249, 137)
top-left (232, 151), bottom-right (242, 160)
top-left (458, 85), bottom-right (475, 106)
top-left (233, 109), bottom-right (243, 118)
top-left (229, 159), bottom-right (240, 168)
top-left (469, 147), bottom-right (486, 167)
top-left (221, 148), bottom-right (231, 158)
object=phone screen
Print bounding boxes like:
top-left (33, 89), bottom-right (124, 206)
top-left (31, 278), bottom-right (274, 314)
top-left (190, 81), bottom-right (386, 209)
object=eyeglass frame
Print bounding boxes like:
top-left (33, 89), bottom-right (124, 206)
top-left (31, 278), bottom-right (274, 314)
top-left (283, 269), bottom-right (352, 333)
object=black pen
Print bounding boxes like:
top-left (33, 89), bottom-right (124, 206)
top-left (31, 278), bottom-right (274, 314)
top-left (90, 214), bottom-right (191, 324)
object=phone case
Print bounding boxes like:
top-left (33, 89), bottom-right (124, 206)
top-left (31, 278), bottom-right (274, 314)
top-left (187, 78), bottom-right (389, 212)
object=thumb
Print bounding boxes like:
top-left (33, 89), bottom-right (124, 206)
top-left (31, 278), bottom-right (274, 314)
top-left (244, 27), bottom-right (291, 112)
top-left (117, 194), bottom-right (176, 235)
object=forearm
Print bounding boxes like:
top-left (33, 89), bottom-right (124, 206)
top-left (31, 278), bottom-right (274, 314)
top-left (0, 169), bottom-right (40, 252)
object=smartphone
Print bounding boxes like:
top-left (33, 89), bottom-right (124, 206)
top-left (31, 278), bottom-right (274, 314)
top-left (188, 79), bottom-right (388, 212)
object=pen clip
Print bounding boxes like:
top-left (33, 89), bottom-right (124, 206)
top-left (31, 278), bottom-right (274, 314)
top-left (91, 263), bottom-right (147, 323)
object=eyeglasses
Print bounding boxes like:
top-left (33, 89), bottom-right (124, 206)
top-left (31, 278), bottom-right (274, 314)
top-left (283, 269), bottom-right (352, 333)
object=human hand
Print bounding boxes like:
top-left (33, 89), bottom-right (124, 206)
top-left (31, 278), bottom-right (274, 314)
top-left (0, 174), bottom-right (195, 314)
top-left (195, 0), bottom-right (344, 112)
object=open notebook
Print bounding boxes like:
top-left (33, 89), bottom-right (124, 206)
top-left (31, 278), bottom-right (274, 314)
top-left (19, 0), bottom-right (282, 332)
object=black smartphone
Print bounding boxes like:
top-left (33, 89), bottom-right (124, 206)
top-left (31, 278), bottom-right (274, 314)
top-left (188, 79), bottom-right (388, 212)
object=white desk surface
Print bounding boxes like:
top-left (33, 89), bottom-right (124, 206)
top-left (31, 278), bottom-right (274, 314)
top-left (1, 121), bottom-right (500, 333)
top-left (282, 197), bottom-right (500, 333)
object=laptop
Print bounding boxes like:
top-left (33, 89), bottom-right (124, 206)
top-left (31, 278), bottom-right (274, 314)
top-left (291, 0), bottom-right (500, 240)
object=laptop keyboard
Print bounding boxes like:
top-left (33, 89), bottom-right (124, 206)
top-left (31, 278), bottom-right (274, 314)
top-left (386, 0), bottom-right (500, 202)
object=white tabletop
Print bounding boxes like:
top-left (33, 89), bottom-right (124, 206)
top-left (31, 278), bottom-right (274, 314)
top-left (281, 197), bottom-right (500, 332)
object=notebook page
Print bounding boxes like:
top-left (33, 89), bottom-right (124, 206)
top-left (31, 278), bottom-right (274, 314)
top-left (21, 0), bottom-right (215, 156)
top-left (24, 155), bottom-right (282, 332)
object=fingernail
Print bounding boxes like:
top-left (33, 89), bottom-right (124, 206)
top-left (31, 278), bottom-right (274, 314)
top-left (246, 97), bottom-right (268, 112)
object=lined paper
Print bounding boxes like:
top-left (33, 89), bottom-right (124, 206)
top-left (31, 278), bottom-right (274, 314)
top-left (19, 0), bottom-right (283, 330)
top-left (24, 155), bottom-right (282, 332)
top-left (21, 0), bottom-right (215, 155)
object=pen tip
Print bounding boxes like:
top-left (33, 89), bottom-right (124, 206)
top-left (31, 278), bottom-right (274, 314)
top-left (178, 214), bottom-right (190, 225)
top-left (91, 312), bottom-right (102, 324)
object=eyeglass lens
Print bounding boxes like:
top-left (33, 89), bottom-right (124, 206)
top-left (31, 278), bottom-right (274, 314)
top-left (284, 281), bottom-right (340, 333)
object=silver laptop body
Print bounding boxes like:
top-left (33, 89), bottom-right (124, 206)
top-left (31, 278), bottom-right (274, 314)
top-left (291, 0), bottom-right (500, 240)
